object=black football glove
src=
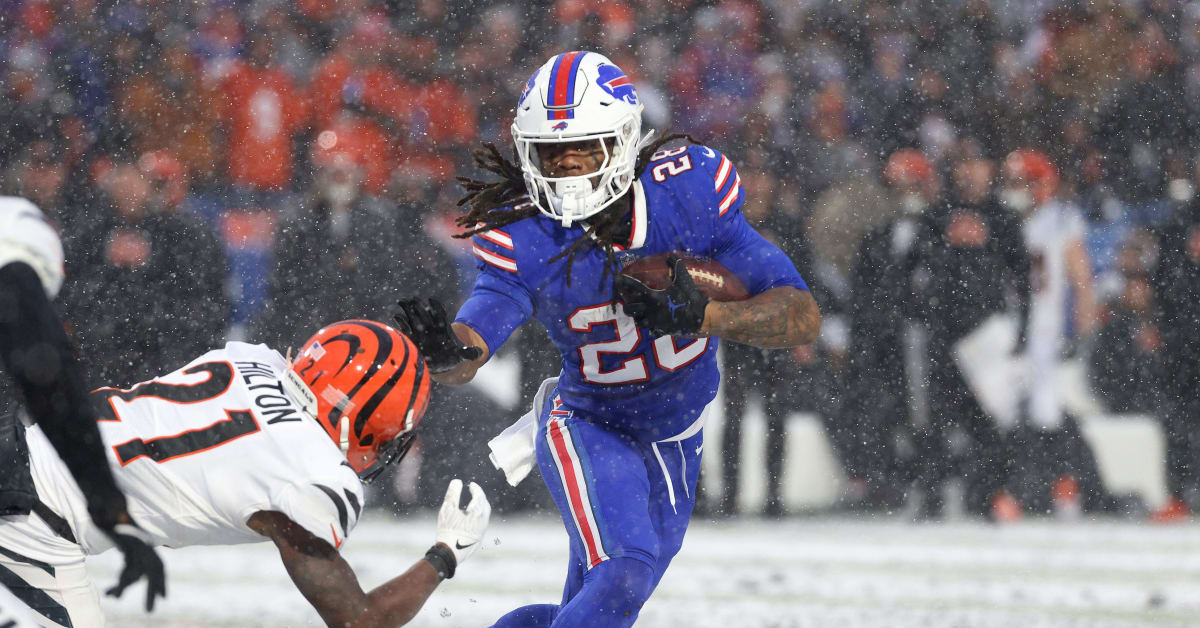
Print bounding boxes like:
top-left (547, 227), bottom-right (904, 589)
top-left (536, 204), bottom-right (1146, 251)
top-left (101, 520), bottom-right (166, 611)
top-left (393, 298), bottom-right (483, 374)
top-left (615, 254), bottom-right (710, 336)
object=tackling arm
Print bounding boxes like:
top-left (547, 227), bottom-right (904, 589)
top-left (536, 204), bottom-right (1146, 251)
top-left (250, 510), bottom-right (441, 628)
top-left (250, 479), bottom-right (489, 627)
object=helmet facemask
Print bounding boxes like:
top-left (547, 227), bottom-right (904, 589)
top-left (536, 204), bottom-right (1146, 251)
top-left (513, 109), bottom-right (641, 227)
top-left (358, 430), bottom-right (417, 483)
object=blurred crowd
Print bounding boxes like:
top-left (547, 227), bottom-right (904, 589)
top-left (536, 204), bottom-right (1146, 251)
top-left (1, 0), bottom-right (1198, 520)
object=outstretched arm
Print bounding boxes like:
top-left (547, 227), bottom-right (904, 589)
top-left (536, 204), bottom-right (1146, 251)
top-left (437, 322), bottom-right (490, 385)
top-left (700, 286), bottom-right (821, 348)
top-left (250, 480), bottom-right (490, 628)
top-left (250, 510), bottom-right (440, 628)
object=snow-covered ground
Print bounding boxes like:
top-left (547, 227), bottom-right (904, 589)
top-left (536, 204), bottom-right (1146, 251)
top-left (90, 513), bottom-right (1200, 627)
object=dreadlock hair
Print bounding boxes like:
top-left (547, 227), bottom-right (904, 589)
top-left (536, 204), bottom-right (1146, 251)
top-left (453, 132), bottom-right (701, 289)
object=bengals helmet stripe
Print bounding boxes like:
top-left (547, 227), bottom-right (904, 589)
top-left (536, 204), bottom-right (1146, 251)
top-left (355, 338), bottom-right (411, 437)
top-left (291, 319), bottom-right (432, 478)
top-left (324, 321), bottom-right (393, 429)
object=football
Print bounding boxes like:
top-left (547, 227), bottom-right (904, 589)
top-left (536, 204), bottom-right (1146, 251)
top-left (618, 252), bottom-right (750, 302)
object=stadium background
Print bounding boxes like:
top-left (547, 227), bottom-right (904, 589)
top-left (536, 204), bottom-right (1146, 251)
top-left (1, 0), bottom-right (1197, 522)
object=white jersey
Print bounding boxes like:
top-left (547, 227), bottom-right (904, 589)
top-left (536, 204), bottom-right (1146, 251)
top-left (0, 196), bottom-right (65, 298)
top-left (18, 342), bottom-right (363, 558)
top-left (1021, 200), bottom-right (1087, 429)
top-left (1022, 200), bottom-right (1086, 352)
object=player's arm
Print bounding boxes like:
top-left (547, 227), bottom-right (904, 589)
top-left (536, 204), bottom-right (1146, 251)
top-left (0, 261), bottom-right (166, 609)
top-left (0, 263), bottom-right (126, 519)
top-left (249, 511), bottom-right (439, 627)
top-left (395, 242), bottom-right (534, 385)
top-left (438, 322), bottom-right (490, 385)
top-left (1065, 238), bottom-right (1098, 337)
top-left (249, 480), bottom-right (489, 628)
top-left (621, 146), bottom-right (820, 348)
top-left (700, 286), bottom-right (821, 348)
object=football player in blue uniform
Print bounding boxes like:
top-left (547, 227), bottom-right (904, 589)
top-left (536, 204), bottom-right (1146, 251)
top-left (395, 51), bottom-right (820, 627)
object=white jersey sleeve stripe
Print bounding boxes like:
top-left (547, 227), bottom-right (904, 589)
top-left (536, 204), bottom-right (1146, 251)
top-left (473, 245), bottom-right (519, 273)
top-left (718, 174), bottom-right (742, 216)
top-left (713, 156), bottom-right (732, 192)
top-left (477, 229), bottom-right (515, 250)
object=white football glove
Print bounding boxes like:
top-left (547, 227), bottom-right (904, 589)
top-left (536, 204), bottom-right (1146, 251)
top-left (435, 479), bottom-right (490, 567)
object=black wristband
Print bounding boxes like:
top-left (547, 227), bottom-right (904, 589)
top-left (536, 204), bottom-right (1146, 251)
top-left (424, 543), bottom-right (456, 580)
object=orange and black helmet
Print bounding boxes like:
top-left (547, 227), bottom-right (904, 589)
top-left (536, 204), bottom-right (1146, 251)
top-left (1002, 149), bottom-right (1059, 205)
top-left (287, 319), bottom-right (432, 481)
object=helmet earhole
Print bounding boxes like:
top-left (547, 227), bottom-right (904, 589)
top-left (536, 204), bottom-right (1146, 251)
top-left (359, 433), bottom-right (375, 446)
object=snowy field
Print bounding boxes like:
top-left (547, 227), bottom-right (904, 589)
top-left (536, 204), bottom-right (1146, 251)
top-left (89, 513), bottom-right (1200, 628)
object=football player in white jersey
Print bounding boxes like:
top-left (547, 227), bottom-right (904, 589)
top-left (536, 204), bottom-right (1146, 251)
top-left (0, 196), bottom-right (164, 625)
top-left (1001, 152), bottom-right (1112, 514)
top-left (0, 312), bottom-right (491, 626)
top-left (1001, 151), bottom-right (1098, 431)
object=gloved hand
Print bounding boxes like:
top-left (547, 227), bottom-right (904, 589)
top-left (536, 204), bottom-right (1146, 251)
top-left (102, 521), bottom-right (166, 611)
top-left (393, 298), bottom-right (483, 374)
top-left (615, 254), bottom-right (710, 336)
top-left (435, 479), bottom-right (491, 567)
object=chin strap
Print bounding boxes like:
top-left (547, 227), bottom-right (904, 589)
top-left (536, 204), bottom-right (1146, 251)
top-left (636, 128), bottom-right (657, 152)
top-left (338, 416), bottom-right (350, 455)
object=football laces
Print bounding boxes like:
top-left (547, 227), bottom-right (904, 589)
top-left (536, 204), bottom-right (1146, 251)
top-left (686, 268), bottom-right (724, 288)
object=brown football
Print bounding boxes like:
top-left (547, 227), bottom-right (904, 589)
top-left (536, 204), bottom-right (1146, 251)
top-left (618, 252), bottom-right (750, 302)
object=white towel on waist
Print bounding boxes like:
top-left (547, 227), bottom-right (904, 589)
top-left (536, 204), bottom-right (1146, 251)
top-left (488, 377), bottom-right (558, 486)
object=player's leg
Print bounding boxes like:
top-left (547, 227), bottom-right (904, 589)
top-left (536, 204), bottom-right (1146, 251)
top-left (555, 428), bottom-right (704, 626)
top-left (490, 553), bottom-right (581, 628)
top-left (719, 345), bottom-right (752, 516)
top-left (939, 351), bottom-right (1011, 516)
top-left (492, 399), bottom-right (657, 628)
top-left (0, 586), bottom-right (41, 628)
top-left (644, 429), bottom-right (703, 593)
top-left (543, 413), bottom-right (665, 626)
top-left (0, 554), bottom-right (103, 627)
top-left (763, 367), bottom-right (789, 517)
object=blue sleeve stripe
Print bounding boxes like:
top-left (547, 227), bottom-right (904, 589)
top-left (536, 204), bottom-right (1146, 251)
top-left (718, 173), bottom-right (742, 216)
top-left (472, 243), bottom-right (518, 273)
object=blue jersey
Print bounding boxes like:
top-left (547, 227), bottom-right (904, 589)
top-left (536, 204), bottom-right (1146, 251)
top-left (455, 145), bottom-right (808, 441)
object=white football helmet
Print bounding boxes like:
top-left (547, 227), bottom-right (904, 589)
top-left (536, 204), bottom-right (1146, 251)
top-left (512, 51), bottom-right (646, 226)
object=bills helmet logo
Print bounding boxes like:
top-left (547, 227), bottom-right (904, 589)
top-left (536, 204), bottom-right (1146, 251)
top-left (519, 70), bottom-right (538, 107)
top-left (552, 121), bottom-right (569, 131)
top-left (595, 64), bottom-right (638, 105)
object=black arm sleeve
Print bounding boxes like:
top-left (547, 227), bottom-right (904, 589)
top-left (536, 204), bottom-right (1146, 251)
top-left (0, 262), bottom-right (128, 529)
top-left (997, 211), bottom-right (1032, 349)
